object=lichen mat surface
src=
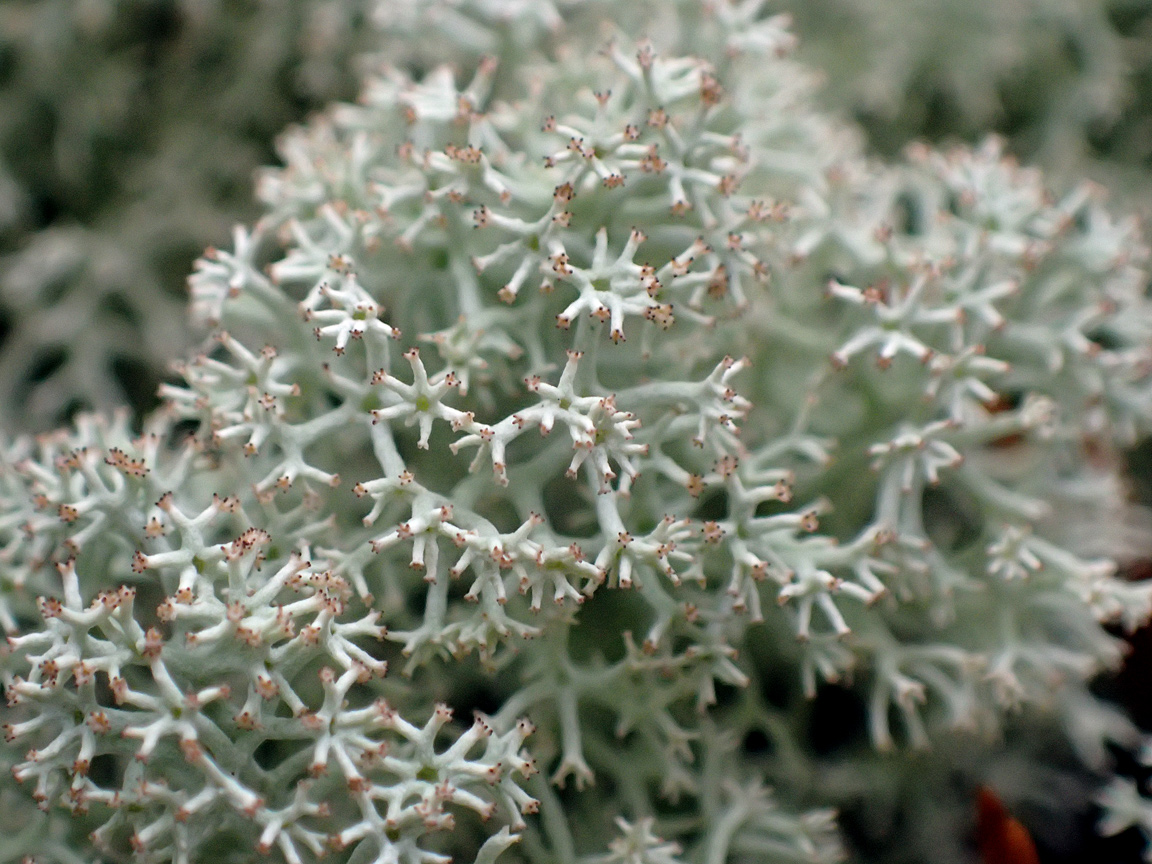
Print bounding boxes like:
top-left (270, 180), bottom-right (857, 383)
top-left (4, 2), bottom-right (1152, 863)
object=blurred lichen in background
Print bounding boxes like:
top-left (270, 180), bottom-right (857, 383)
top-left (783, 0), bottom-right (1152, 199)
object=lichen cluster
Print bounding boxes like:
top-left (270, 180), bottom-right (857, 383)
top-left (5, 2), bottom-right (1152, 863)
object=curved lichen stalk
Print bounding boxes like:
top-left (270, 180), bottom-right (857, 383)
top-left (4, 2), bottom-right (1152, 863)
